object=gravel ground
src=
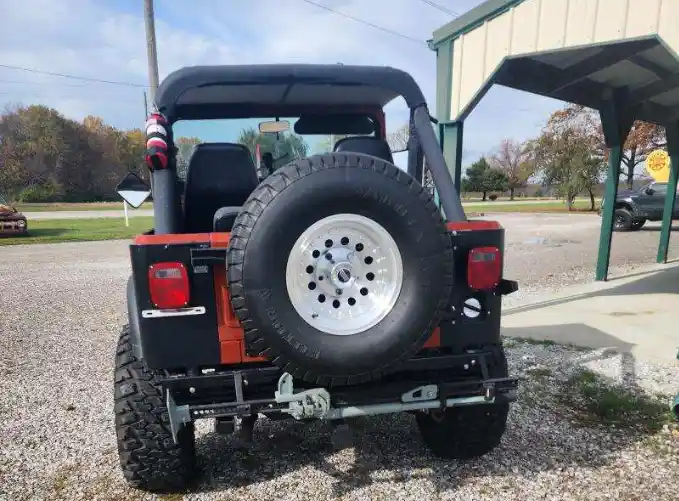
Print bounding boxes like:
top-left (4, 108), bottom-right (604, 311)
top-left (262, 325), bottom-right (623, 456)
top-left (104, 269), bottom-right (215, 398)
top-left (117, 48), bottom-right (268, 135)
top-left (493, 213), bottom-right (679, 308)
top-left (1, 214), bottom-right (678, 501)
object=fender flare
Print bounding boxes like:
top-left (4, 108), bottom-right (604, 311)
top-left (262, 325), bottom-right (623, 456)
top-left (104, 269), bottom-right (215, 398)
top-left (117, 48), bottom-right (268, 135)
top-left (126, 275), bottom-right (144, 360)
top-left (615, 201), bottom-right (638, 217)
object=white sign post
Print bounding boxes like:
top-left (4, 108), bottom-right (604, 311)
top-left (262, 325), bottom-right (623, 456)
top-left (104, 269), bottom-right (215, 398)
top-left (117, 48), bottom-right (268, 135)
top-left (123, 200), bottom-right (130, 227)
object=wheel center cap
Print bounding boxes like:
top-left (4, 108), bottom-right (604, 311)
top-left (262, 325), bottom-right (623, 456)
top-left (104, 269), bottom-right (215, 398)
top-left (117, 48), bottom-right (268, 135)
top-left (330, 261), bottom-right (355, 289)
top-left (337, 268), bottom-right (351, 283)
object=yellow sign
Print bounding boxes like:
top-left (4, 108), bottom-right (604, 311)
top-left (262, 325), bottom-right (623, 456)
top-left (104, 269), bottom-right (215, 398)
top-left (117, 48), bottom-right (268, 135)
top-left (645, 149), bottom-right (670, 182)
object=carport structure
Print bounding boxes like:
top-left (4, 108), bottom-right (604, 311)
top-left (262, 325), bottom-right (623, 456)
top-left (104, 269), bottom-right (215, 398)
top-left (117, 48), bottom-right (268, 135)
top-left (429, 0), bottom-right (679, 280)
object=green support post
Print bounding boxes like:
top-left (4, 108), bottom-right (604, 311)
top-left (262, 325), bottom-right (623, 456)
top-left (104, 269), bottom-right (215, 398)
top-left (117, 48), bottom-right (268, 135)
top-left (596, 145), bottom-right (624, 281)
top-left (656, 121), bottom-right (679, 263)
top-left (595, 95), bottom-right (633, 281)
top-left (440, 121), bottom-right (464, 195)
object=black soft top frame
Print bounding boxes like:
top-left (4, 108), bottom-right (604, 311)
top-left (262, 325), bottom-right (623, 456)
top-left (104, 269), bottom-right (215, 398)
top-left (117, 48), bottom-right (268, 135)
top-left (154, 64), bottom-right (427, 122)
top-left (148, 64), bottom-right (466, 233)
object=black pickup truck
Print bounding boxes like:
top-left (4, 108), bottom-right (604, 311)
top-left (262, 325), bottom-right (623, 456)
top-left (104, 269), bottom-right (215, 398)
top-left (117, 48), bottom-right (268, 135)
top-left (602, 181), bottom-right (679, 231)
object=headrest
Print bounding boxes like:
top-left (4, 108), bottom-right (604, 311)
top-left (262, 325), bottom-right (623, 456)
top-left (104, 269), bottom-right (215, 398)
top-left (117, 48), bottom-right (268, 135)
top-left (333, 136), bottom-right (394, 163)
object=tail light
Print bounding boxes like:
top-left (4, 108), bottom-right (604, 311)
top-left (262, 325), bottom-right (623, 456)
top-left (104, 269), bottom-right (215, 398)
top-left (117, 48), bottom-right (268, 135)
top-left (148, 262), bottom-right (190, 309)
top-left (467, 247), bottom-right (501, 291)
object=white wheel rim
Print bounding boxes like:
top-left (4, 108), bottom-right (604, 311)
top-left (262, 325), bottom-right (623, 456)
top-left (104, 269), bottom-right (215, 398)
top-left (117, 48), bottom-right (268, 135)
top-left (285, 213), bottom-right (403, 336)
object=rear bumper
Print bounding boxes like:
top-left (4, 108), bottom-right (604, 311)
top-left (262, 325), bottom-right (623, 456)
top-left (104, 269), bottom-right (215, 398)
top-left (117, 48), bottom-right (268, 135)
top-left (160, 349), bottom-right (518, 440)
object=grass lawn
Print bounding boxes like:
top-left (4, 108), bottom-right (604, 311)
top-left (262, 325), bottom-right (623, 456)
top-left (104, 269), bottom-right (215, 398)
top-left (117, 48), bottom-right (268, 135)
top-left (0, 217), bottom-right (153, 245)
top-left (463, 199), bottom-right (599, 213)
top-left (14, 198), bottom-right (598, 214)
top-left (15, 201), bottom-right (153, 212)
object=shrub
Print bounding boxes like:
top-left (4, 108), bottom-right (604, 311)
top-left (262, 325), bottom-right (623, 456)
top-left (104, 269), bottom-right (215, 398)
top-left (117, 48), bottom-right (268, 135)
top-left (18, 182), bottom-right (63, 203)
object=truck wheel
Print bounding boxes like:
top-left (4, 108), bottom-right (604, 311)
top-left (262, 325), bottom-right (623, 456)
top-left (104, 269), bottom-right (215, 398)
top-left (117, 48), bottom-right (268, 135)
top-left (631, 218), bottom-right (646, 230)
top-left (114, 325), bottom-right (196, 492)
top-left (416, 350), bottom-right (509, 459)
top-left (227, 152), bottom-right (454, 387)
top-left (613, 208), bottom-right (633, 231)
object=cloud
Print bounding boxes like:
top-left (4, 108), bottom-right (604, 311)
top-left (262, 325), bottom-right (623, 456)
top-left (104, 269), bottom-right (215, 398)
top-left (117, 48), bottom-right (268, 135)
top-left (0, 0), bottom-right (562, 163)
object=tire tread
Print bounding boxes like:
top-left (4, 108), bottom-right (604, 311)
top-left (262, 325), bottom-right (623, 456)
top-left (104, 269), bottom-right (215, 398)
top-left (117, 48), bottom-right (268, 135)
top-left (114, 325), bottom-right (196, 492)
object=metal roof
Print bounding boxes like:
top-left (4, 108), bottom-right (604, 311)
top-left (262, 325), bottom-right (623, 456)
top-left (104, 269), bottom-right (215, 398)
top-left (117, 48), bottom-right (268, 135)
top-left (495, 38), bottom-right (679, 126)
top-left (154, 64), bottom-right (428, 122)
top-left (431, 0), bottom-right (679, 126)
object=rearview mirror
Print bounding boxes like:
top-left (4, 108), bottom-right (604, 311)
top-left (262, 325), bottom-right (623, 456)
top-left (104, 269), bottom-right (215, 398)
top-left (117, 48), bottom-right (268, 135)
top-left (116, 171), bottom-right (151, 208)
top-left (259, 120), bottom-right (290, 134)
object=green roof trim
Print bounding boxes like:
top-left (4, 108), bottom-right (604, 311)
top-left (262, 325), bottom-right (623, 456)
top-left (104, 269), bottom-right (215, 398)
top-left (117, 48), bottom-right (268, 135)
top-left (431, 0), bottom-right (526, 48)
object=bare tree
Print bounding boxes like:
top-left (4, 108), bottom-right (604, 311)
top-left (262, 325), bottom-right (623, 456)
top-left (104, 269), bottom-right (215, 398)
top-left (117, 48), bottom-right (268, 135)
top-left (386, 124), bottom-right (409, 152)
top-left (489, 139), bottom-right (534, 200)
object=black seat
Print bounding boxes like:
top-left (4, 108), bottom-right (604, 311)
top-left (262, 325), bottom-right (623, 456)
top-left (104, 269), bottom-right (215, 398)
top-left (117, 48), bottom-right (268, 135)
top-left (333, 136), bottom-right (394, 163)
top-left (183, 142), bottom-right (258, 233)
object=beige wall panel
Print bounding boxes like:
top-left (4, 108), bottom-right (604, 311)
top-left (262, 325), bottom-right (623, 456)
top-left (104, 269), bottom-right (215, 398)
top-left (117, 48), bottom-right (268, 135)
top-left (450, 36), bottom-right (464, 118)
top-left (510, 0), bottom-right (541, 56)
top-left (593, 0), bottom-right (628, 43)
top-left (564, 0), bottom-right (598, 47)
top-left (626, 0), bottom-right (661, 38)
top-left (658, 0), bottom-right (679, 57)
top-left (484, 11), bottom-right (513, 80)
top-left (457, 26), bottom-right (488, 118)
top-left (537, 0), bottom-right (569, 51)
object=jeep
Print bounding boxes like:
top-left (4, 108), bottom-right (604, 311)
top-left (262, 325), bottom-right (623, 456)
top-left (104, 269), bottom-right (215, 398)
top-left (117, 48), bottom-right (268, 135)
top-left (114, 63), bottom-right (519, 493)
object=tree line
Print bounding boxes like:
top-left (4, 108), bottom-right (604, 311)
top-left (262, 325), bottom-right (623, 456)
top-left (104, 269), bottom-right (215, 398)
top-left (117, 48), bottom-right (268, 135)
top-left (462, 104), bottom-right (666, 209)
top-left (0, 104), bottom-right (394, 203)
top-left (0, 103), bottom-right (666, 207)
top-left (0, 105), bottom-right (149, 203)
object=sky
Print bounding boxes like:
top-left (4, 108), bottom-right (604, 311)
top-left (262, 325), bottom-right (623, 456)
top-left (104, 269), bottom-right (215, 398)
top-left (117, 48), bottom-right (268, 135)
top-left (0, 0), bottom-right (565, 168)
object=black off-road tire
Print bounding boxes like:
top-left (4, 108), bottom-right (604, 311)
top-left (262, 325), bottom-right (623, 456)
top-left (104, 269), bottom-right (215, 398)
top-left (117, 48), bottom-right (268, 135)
top-left (416, 350), bottom-right (510, 459)
top-left (227, 152), bottom-right (454, 387)
top-left (114, 325), bottom-right (197, 492)
top-left (613, 208), bottom-right (634, 231)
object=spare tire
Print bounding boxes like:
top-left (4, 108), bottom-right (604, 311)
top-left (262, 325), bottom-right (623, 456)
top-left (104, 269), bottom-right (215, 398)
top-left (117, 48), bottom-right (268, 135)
top-left (227, 152), bottom-right (454, 386)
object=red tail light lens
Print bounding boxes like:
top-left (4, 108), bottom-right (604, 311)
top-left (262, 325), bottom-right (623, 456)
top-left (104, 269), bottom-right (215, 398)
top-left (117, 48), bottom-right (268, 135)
top-left (148, 262), bottom-right (190, 309)
top-left (467, 247), bottom-right (501, 291)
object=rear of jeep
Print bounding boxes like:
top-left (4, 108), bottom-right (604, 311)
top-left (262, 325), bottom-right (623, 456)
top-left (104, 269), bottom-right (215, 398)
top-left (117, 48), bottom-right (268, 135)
top-left (114, 64), bottom-right (518, 493)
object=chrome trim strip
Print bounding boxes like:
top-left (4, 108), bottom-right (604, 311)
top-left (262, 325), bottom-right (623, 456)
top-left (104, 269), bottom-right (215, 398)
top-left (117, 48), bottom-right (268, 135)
top-left (141, 306), bottom-right (206, 318)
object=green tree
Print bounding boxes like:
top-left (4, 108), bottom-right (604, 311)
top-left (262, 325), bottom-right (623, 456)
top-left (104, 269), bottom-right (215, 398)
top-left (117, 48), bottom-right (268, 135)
top-left (530, 112), bottom-right (605, 211)
top-left (550, 104), bottom-right (665, 189)
top-left (0, 104), bottom-right (155, 202)
top-left (237, 127), bottom-right (308, 170)
top-left (175, 136), bottom-right (201, 179)
top-left (461, 157), bottom-right (508, 200)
